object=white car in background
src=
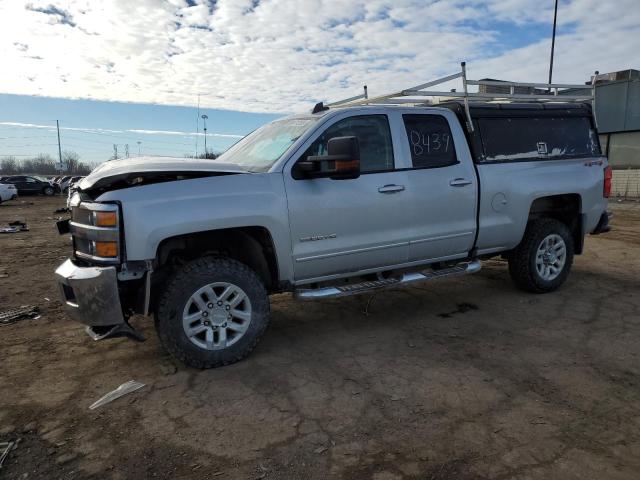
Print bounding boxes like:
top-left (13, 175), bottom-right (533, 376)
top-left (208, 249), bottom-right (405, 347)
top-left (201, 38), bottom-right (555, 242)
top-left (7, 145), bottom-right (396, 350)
top-left (0, 182), bottom-right (18, 203)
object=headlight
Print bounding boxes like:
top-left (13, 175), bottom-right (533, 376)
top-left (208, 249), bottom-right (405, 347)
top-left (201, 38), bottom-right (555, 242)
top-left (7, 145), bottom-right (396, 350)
top-left (70, 202), bottom-right (121, 263)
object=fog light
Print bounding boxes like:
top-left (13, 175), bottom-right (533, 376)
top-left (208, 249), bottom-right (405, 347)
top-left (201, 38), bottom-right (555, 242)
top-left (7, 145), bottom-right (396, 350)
top-left (95, 211), bottom-right (117, 227)
top-left (94, 241), bottom-right (118, 257)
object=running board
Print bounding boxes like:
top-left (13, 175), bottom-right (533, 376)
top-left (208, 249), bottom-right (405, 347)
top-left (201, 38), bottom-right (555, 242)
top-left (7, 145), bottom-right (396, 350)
top-left (295, 259), bottom-right (481, 300)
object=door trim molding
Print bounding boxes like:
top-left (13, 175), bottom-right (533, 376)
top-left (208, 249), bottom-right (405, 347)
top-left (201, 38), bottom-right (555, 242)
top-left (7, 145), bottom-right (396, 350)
top-left (296, 241), bottom-right (408, 262)
top-left (409, 231), bottom-right (474, 245)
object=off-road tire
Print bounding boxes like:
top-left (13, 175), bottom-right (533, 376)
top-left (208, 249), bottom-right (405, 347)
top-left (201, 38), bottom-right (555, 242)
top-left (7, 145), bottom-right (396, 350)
top-left (43, 186), bottom-right (54, 196)
top-left (156, 256), bottom-right (270, 368)
top-left (508, 218), bottom-right (574, 293)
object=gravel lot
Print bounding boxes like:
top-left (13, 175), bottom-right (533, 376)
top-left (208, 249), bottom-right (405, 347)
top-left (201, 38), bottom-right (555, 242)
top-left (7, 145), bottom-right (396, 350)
top-left (1, 196), bottom-right (639, 479)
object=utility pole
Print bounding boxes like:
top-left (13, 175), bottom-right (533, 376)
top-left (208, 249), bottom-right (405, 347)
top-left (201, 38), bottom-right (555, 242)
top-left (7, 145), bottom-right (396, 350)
top-left (548, 0), bottom-right (559, 85)
top-left (125, 144), bottom-right (129, 158)
top-left (56, 120), bottom-right (64, 171)
top-left (195, 94), bottom-right (200, 157)
top-left (201, 114), bottom-right (208, 156)
top-left (113, 144), bottom-right (118, 160)
top-left (137, 141), bottom-right (141, 156)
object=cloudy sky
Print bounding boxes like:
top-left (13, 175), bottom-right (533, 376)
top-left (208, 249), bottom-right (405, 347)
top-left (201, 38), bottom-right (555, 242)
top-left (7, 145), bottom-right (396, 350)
top-left (0, 0), bottom-right (638, 162)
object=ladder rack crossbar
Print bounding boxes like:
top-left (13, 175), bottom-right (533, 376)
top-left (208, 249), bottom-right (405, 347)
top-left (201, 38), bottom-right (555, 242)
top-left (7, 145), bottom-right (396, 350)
top-left (399, 90), bottom-right (592, 101)
top-left (467, 79), bottom-right (592, 90)
top-left (326, 92), bottom-right (367, 107)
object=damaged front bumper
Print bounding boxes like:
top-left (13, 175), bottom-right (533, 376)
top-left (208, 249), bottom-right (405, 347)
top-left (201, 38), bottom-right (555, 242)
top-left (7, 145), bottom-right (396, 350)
top-left (54, 259), bottom-right (145, 341)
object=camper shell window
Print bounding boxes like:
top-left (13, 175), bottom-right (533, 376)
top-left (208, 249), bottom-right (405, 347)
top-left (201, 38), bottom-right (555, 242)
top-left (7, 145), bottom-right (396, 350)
top-left (440, 102), bottom-right (601, 164)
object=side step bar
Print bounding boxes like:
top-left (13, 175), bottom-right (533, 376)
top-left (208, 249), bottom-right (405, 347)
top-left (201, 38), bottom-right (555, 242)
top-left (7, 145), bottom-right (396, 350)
top-left (295, 259), bottom-right (481, 300)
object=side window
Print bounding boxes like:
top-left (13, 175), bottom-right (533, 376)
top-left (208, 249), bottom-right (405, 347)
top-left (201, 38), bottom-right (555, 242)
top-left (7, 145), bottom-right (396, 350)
top-left (25, 177), bottom-right (37, 183)
top-left (402, 115), bottom-right (458, 168)
top-left (301, 115), bottom-right (394, 173)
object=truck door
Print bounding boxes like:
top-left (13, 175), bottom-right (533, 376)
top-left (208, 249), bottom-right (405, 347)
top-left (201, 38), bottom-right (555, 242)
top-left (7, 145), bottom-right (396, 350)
top-left (399, 112), bottom-right (478, 262)
top-left (283, 113), bottom-right (413, 281)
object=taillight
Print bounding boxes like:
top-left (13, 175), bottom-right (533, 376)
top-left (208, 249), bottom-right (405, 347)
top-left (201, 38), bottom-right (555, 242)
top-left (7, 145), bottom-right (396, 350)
top-left (603, 166), bottom-right (612, 198)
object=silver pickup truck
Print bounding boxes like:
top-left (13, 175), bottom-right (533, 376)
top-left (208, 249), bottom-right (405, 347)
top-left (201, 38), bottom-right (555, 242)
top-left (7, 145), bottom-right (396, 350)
top-left (55, 100), bottom-right (611, 368)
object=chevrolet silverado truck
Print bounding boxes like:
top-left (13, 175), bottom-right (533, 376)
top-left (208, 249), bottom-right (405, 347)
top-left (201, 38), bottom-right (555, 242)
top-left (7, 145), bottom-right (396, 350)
top-left (55, 100), bottom-right (611, 368)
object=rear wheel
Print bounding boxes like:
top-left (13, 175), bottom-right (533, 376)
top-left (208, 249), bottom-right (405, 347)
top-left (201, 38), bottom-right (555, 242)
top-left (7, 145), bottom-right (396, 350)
top-left (508, 218), bottom-right (574, 293)
top-left (156, 257), bottom-right (270, 368)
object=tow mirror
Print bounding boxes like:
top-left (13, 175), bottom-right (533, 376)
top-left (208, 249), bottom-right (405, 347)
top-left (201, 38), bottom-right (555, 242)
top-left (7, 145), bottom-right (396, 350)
top-left (297, 136), bottom-right (360, 180)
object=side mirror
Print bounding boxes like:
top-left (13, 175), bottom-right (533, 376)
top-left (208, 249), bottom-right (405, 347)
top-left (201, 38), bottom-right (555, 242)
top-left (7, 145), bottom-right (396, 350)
top-left (297, 136), bottom-right (360, 180)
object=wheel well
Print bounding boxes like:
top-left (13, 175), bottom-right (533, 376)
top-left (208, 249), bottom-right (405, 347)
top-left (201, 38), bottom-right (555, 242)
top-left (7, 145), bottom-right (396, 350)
top-left (155, 227), bottom-right (279, 291)
top-left (528, 194), bottom-right (584, 254)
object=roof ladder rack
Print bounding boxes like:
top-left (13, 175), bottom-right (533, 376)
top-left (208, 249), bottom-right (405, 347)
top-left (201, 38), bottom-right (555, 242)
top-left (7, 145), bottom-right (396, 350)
top-left (321, 62), bottom-right (595, 133)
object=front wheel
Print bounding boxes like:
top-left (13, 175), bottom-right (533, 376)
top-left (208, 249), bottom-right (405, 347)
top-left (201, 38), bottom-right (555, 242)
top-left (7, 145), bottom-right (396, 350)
top-left (156, 257), bottom-right (270, 368)
top-left (43, 186), bottom-right (54, 196)
top-left (508, 218), bottom-right (574, 293)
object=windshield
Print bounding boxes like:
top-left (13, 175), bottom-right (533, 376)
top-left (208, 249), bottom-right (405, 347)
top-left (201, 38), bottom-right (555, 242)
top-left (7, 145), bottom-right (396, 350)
top-left (217, 117), bottom-right (318, 172)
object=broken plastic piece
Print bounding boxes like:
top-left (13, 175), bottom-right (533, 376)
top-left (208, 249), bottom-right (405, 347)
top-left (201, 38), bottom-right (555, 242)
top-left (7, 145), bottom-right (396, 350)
top-left (7, 221), bottom-right (28, 231)
top-left (0, 306), bottom-right (40, 326)
top-left (85, 322), bottom-right (146, 342)
top-left (0, 441), bottom-right (15, 469)
top-left (89, 380), bottom-right (145, 410)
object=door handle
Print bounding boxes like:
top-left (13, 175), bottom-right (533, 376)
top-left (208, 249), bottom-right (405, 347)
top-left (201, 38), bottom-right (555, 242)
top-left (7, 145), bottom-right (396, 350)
top-left (378, 184), bottom-right (405, 194)
top-left (449, 178), bottom-right (472, 187)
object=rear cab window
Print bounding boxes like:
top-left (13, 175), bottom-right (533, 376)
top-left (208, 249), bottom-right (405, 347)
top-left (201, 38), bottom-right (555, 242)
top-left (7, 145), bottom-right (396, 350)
top-left (402, 115), bottom-right (458, 168)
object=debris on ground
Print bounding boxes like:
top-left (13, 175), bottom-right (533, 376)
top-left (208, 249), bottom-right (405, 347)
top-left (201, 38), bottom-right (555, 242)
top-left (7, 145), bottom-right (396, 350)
top-left (437, 302), bottom-right (479, 318)
top-left (0, 441), bottom-right (15, 469)
top-left (362, 293), bottom-right (377, 316)
top-left (53, 207), bottom-right (70, 214)
top-left (0, 306), bottom-right (40, 326)
top-left (0, 221), bottom-right (28, 234)
top-left (89, 381), bottom-right (145, 410)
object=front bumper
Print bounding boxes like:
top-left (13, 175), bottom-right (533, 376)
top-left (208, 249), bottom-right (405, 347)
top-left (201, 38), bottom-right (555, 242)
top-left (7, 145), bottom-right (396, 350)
top-left (55, 259), bottom-right (125, 327)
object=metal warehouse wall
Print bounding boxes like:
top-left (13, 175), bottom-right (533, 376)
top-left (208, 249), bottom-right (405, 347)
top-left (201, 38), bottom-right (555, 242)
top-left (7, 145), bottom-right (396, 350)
top-left (601, 131), bottom-right (640, 168)
top-left (595, 79), bottom-right (640, 133)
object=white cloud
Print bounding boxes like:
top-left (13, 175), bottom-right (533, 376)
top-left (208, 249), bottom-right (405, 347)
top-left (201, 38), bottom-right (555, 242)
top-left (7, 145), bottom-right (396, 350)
top-left (0, 121), bottom-right (241, 138)
top-left (0, 0), bottom-right (638, 113)
top-left (128, 128), bottom-right (243, 138)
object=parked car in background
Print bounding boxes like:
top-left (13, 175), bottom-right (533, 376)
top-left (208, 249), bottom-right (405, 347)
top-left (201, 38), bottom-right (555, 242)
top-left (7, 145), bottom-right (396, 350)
top-left (0, 182), bottom-right (18, 203)
top-left (65, 176), bottom-right (85, 205)
top-left (2, 175), bottom-right (56, 196)
top-left (68, 176), bottom-right (84, 189)
top-left (58, 176), bottom-right (81, 193)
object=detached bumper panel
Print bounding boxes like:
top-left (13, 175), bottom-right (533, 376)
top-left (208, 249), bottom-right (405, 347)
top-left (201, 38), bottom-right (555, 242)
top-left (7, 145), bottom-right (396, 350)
top-left (55, 259), bottom-right (124, 327)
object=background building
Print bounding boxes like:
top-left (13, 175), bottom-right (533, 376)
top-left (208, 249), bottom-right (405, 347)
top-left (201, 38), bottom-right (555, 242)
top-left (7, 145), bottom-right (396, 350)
top-left (575, 69), bottom-right (640, 197)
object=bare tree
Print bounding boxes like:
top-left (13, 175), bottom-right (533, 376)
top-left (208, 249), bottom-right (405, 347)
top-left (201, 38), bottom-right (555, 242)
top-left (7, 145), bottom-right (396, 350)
top-left (0, 156), bottom-right (18, 174)
top-left (0, 151), bottom-right (94, 176)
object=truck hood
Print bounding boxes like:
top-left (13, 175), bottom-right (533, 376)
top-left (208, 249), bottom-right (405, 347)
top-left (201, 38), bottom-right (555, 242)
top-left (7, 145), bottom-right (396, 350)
top-left (78, 156), bottom-right (246, 192)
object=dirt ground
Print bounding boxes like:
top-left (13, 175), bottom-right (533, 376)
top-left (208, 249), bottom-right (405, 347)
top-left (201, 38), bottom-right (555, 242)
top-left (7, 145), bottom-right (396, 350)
top-left (1, 196), bottom-right (639, 480)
